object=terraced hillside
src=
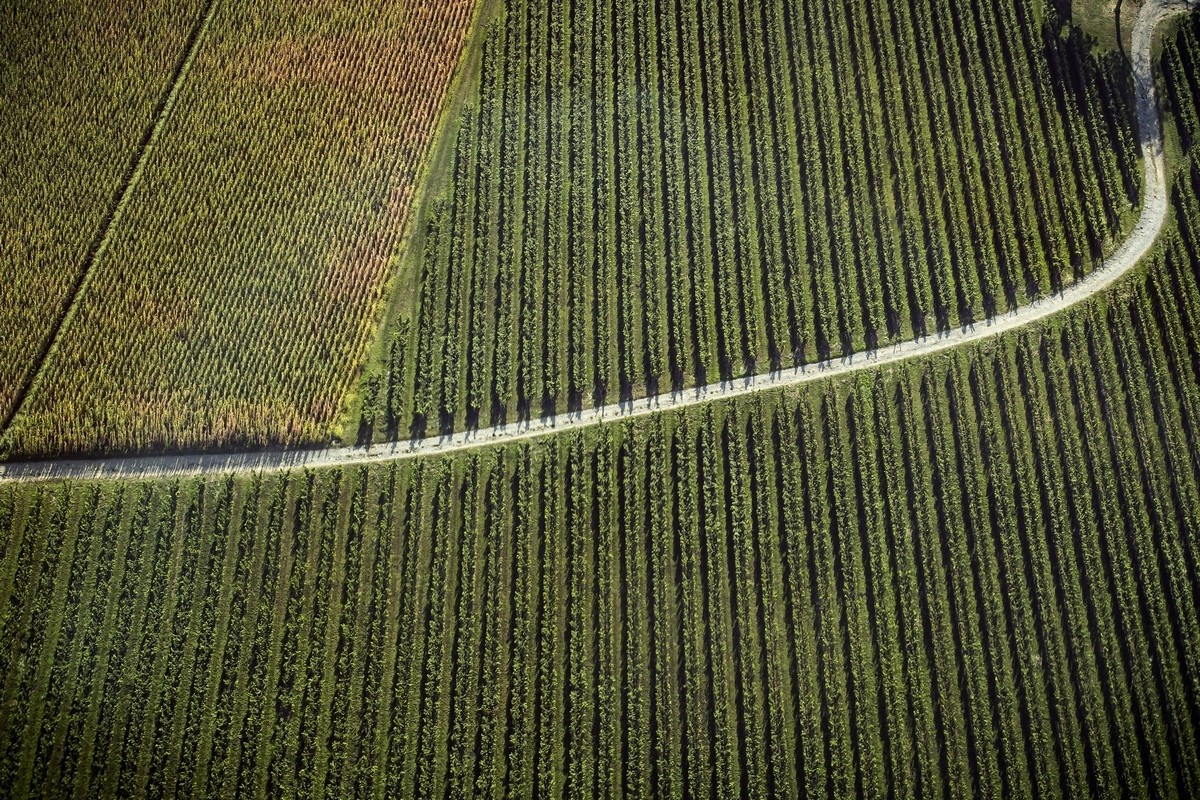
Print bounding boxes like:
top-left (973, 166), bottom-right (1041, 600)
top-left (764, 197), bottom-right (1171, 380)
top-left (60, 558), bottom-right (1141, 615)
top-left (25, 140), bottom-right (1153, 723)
top-left (352, 0), bottom-right (1142, 443)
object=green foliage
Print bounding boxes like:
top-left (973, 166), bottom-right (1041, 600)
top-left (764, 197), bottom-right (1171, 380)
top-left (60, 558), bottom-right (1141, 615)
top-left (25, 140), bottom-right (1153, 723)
top-left (4, 148), bottom-right (1200, 793)
top-left (365, 0), bottom-right (1141, 442)
top-left (3, 8), bottom-right (1200, 800)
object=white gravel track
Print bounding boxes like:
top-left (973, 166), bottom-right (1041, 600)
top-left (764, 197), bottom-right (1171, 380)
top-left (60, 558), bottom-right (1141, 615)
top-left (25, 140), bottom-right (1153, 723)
top-left (1, 0), bottom-right (1193, 484)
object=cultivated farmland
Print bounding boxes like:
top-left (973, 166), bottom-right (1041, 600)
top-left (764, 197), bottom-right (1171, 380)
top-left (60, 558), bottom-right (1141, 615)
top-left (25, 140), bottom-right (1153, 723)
top-left (3, 50), bottom-right (1200, 789)
top-left (2, 0), bottom-right (476, 459)
top-left (0, 0), bottom-right (209, 427)
top-left (2, 23), bottom-right (1200, 782)
top-left (352, 0), bottom-right (1143, 444)
top-left (2, 1), bottom-right (1200, 798)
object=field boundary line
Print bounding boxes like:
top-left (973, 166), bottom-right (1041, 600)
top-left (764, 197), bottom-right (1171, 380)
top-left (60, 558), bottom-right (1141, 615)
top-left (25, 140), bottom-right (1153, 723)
top-left (0, 0), bottom-right (222, 438)
top-left (1, 0), bottom-right (1194, 484)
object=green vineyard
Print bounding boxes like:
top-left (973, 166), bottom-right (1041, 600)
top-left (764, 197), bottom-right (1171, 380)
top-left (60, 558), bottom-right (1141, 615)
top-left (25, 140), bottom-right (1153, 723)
top-left (4, 79), bottom-right (1200, 794)
top-left (2, 0), bottom-right (1200, 797)
top-left (352, 0), bottom-right (1142, 444)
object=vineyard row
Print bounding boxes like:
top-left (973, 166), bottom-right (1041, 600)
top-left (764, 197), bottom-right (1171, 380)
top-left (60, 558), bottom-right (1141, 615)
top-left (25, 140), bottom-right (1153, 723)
top-left (3, 150), bottom-right (1200, 797)
top-left (356, 0), bottom-right (1141, 444)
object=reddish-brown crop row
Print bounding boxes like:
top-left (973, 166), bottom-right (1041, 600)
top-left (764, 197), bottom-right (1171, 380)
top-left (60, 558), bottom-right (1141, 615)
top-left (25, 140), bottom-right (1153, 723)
top-left (0, 0), bottom-right (209, 426)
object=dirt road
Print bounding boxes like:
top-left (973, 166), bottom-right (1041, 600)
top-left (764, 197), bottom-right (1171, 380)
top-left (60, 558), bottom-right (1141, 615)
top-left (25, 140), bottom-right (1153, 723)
top-left (1, 0), bottom-right (1192, 484)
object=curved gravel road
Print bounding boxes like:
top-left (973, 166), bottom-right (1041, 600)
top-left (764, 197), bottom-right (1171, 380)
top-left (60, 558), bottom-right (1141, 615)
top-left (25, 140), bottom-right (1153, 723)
top-left (2, 0), bottom-right (1194, 484)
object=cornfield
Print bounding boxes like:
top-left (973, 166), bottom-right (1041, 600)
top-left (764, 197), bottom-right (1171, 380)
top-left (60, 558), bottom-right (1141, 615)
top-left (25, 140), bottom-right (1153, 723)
top-left (3, 0), bottom-right (476, 458)
top-left (0, 0), bottom-right (209, 427)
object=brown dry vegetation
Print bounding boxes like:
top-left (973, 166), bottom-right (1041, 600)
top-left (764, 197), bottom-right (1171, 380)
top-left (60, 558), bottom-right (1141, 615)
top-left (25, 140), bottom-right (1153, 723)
top-left (0, 0), bottom-right (209, 425)
top-left (4, 0), bottom-right (476, 458)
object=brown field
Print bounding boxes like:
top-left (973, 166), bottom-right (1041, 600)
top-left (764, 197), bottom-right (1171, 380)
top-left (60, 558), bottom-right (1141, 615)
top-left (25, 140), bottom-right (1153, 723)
top-left (0, 0), bottom-right (209, 427)
top-left (3, 0), bottom-right (476, 458)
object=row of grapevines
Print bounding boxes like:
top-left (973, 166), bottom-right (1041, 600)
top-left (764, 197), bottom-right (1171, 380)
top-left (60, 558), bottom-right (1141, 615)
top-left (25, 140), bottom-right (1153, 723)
top-left (6, 144), bottom-right (1200, 795)
top-left (373, 0), bottom-right (1138, 447)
